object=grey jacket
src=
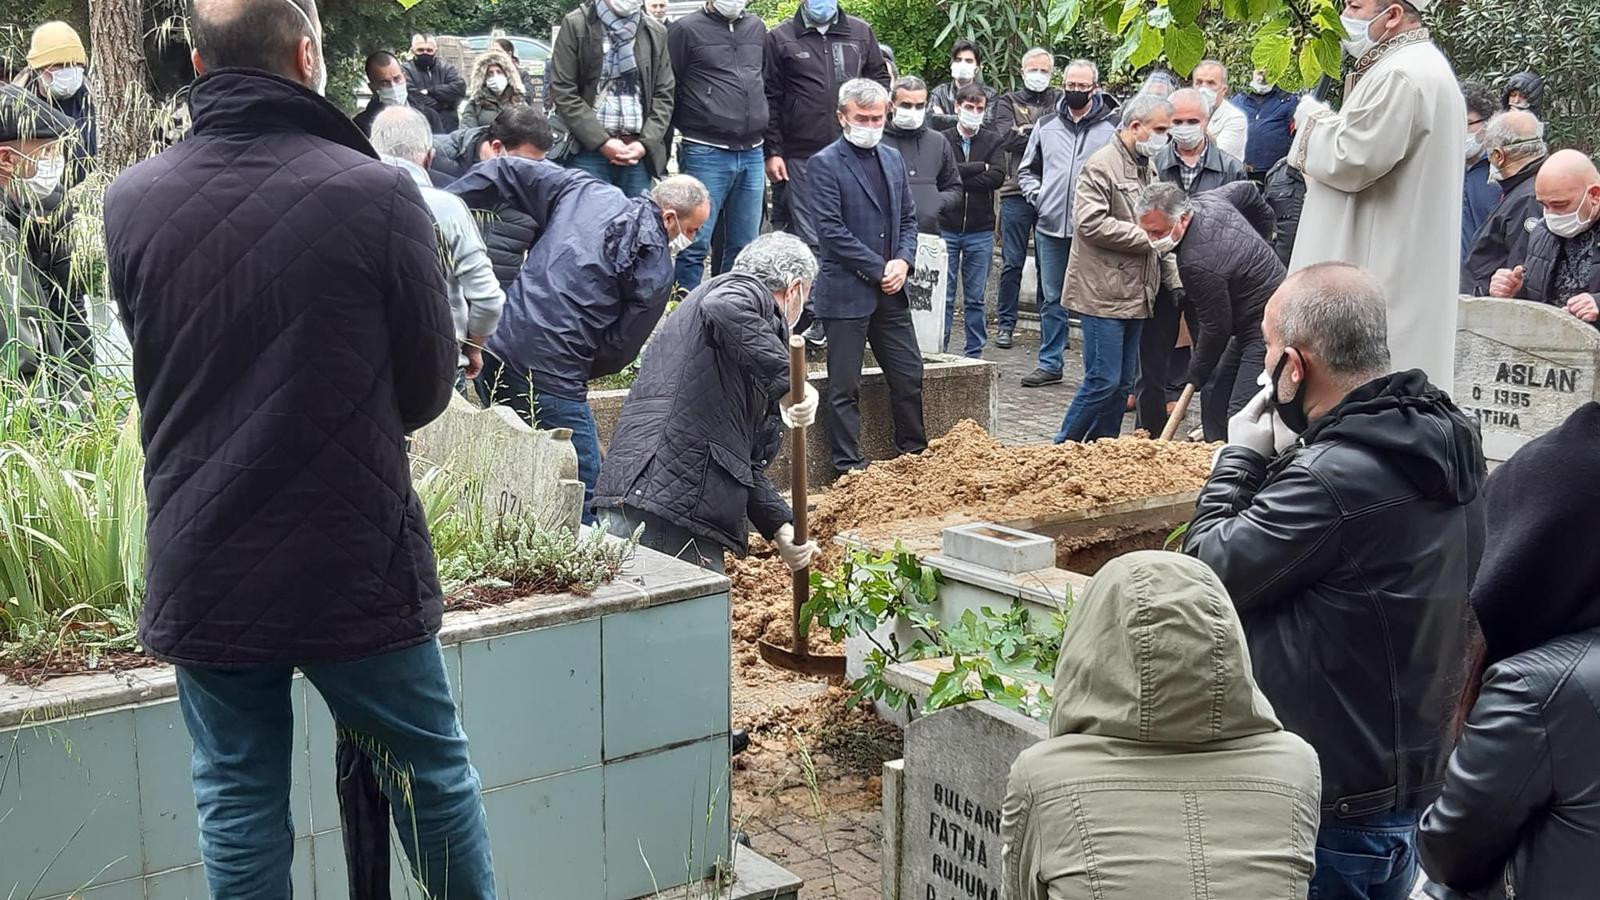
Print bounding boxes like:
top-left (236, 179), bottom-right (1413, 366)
top-left (1016, 93), bottom-right (1119, 238)
top-left (548, 3), bottom-right (675, 176)
top-left (387, 157), bottom-right (505, 359)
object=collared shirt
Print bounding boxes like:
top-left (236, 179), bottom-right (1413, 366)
top-left (1179, 158), bottom-right (1202, 193)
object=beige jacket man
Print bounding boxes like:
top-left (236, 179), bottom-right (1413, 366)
top-left (1002, 551), bottom-right (1321, 899)
top-left (1063, 137), bottom-right (1181, 319)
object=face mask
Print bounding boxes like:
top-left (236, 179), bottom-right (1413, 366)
top-left (610, 0), bottom-right (644, 14)
top-left (47, 66), bottom-right (84, 100)
top-left (379, 84), bottom-right (408, 106)
top-left (414, 53), bottom-right (437, 69)
top-left (1544, 194), bottom-right (1598, 239)
top-left (1464, 131), bottom-right (1482, 161)
top-left (951, 61), bottom-right (977, 82)
top-left (958, 108), bottom-right (985, 131)
top-left (781, 284), bottom-right (807, 328)
top-left (1488, 160), bottom-right (1505, 183)
top-left (713, 0), bottom-right (748, 17)
top-left (801, 0), bottom-right (838, 24)
top-left (1171, 123), bottom-right (1205, 150)
top-left (1196, 86), bottom-right (1219, 110)
top-left (1268, 351), bottom-right (1311, 433)
top-left (892, 107), bottom-right (925, 130)
top-left (1249, 77), bottom-right (1271, 95)
top-left (1022, 71), bottom-right (1051, 93)
top-left (1149, 234), bottom-right (1177, 254)
top-left (665, 215), bottom-right (694, 254)
top-left (1340, 6), bottom-right (1394, 59)
top-left (1062, 89), bottom-right (1092, 110)
top-left (21, 152), bottom-right (65, 199)
top-left (1135, 130), bottom-right (1169, 158)
top-left (1509, 100), bottom-right (1531, 111)
top-left (486, 73), bottom-right (509, 95)
top-left (844, 123), bottom-right (883, 149)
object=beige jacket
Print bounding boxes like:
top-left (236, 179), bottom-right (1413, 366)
top-left (1002, 551), bottom-right (1321, 900)
top-left (1062, 136), bottom-right (1181, 319)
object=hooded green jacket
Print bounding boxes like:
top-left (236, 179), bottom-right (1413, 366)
top-left (1001, 551), bottom-right (1321, 900)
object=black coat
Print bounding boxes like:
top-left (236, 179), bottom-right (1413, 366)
top-left (1462, 159), bottom-right (1543, 295)
top-left (403, 58), bottom-right (468, 132)
top-left (1263, 157), bottom-right (1306, 267)
top-left (1516, 220), bottom-right (1600, 322)
top-left (762, 9), bottom-right (889, 160)
top-left (991, 86), bottom-right (1061, 197)
top-left (882, 124), bottom-right (962, 235)
top-left (667, 7), bottom-right (768, 149)
top-left (104, 70), bottom-right (458, 667)
top-left (1184, 371), bottom-right (1488, 819)
top-left (1172, 182), bottom-right (1284, 386)
top-left (593, 273), bottom-right (792, 553)
top-left (352, 95), bottom-right (443, 137)
top-left (939, 125), bottom-right (1005, 234)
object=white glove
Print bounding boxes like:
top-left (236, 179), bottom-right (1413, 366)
top-left (1227, 385), bottom-right (1278, 458)
top-left (780, 383), bottom-right (819, 429)
top-left (1294, 94), bottom-right (1330, 131)
top-left (1271, 408), bottom-right (1300, 455)
top-left (774, 523), bottom-right (820, 573)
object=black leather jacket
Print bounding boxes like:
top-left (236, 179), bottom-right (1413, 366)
top-left (1420, 628), bottom-right (1600, 899)
top-left (1184, 371), bottom-right (1488, 818)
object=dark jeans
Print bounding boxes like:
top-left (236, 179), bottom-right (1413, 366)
top-left (175, 640), bottom-right (494, 900)
top-left (674, 143), bottom-right (765, 291)
top-left (481, 356), bottom-right (601, 524)
top-left (1055, 314), bottom-right (1143, 443)
top-left (1035, 232), bottom-right (1072, 374)
top-left (1309, 810), bottom-right (1421, 900)
top-left (570, 149), bottom-right (653, 197)
top-left (781, 155), bottom-right (819, 251)
top-left (1200, 336), bottom-right (1267, 442)
top-left (1135, 288), bottom-right (1198, 435)
top-left (942, 229), bottom-right (995, 358)
top-left (997, 195), bottom-right (1040, 332)
top-left (821, 294), bottom-right (927, 472)
top-left (599, 505), bottom-right (727, 574)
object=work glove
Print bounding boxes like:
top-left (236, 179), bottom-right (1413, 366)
top-left (780, 383), bottom-right (819, 429)
top-left (1227, 385), bottom-right (1279, 458)
top-left (774, 523), bottom-right (821, 573)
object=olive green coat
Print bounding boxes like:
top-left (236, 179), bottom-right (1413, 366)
top-left (1002, 551), bottom-right (1321, 900)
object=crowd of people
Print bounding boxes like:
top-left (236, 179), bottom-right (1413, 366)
top-left (0, 0), bottom-right (1587, 896)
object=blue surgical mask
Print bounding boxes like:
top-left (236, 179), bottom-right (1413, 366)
top-left (802, 0), bottom-right (838, 25)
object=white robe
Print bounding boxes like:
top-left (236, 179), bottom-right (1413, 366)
top-left (1289, 38), bottom-right (1466, 388)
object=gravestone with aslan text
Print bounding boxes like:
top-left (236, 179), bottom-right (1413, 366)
top-left (1455, 296), bottom-right (1600, 463)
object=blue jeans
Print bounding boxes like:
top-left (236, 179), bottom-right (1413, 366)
top-left (570, 148), bottom-right (653, 197)
top-left (997, 196), bottom-right (1039, 332)
top-left (1055, 314), bottom-right (1143, 443)
top-left (675, 143), bottom-right (765, 291)
top-left (175, 640), bottom-right (494, 900)
top-left (482, 358), bottom-right (601, 524)
top-left (1035, 232), bottom-right (1072, 374)
top-left (942, 229), bottom-right (995, 358)
top-left (1310, 810), bottom-right (1421, 900)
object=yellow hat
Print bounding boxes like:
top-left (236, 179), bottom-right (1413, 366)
top-left (27, 22), bottom-right (88, 70)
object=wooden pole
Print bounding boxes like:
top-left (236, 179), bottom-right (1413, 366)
top-left (1160, 383), bottom-right (1197, 441)
top-left (788, 335), bottom-right (810, 656)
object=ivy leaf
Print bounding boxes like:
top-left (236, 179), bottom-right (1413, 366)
top-left (1168, 0), bottom-right (1202, 25)
top-left (1164, 22), bottom-right (1206, 74)
top-left (1130, 19), bottom-right (1164, 68)
top-left (1252, 30), bottom-right (1294, 81)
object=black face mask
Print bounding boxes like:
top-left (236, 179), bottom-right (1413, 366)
top-left (1062, 89), bottom-right (1092, 110)
top-left (414, 53), bottom-right (437, 70)
top-left (1270, 350), bottom-right (1311, 434)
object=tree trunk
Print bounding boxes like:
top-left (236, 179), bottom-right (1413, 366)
top-left (89, 0), bottom-right (152, 174)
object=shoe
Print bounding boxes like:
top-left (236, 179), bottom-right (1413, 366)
top-left (731, 729), bottom-right (751, 756)
top-left (995, 328), bottom-right (1014, 349)
top-left (1021, 368), bottom-right (1063, 388)
top-left (802, 323), bottom-right (827, 348)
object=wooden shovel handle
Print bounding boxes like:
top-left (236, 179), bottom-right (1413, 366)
top-left (1160, 384), bottom-right (1197, 442)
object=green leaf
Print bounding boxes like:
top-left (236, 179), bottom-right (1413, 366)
top-left (1168, 0), bottom-right (1201, 24)
top-left (1252, 30), bottom-right (1294, 81)
top-left (1112, 20), bottom-right (1145, 70)
top-left (1297, 38), bottom-right (1324, 87)
top-left (1164, 22), bottom-right (1206, 74)
top-left (1102, 0), bottom-right (1127, 34)
top-left (1221, 0), bottom-right (1248, 21)
top-left (1117, 0), bottom-right (1144, 33)
top-left (1130, 19), bottom-right (1164, 68)
top-left (1314, 28), bottom-right (1345, 76)
top-left (1051, 0), bottom-right (1084, 31)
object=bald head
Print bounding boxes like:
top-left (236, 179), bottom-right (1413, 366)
top-left (1536, 149), bottom-right (1600, 220)
top-left (190, 0), bottom-right (321, 84)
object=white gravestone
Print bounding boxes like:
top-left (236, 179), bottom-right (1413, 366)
top-left (410, 394), bottom-right (585, 535)
top-left (1455, 297), bottom-right (1600, 463)
top-left (906, 234), bottom-right (950, 356)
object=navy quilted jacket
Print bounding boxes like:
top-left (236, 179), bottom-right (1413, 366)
top-left (593, 273), bottom-right (793, 554)
top-left (104, 69), bottom-right (459, 667)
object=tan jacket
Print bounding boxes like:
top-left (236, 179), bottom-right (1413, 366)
top-left (1002, 551), bottom-right (1321, 900)
top-left (1062, 136), bottom-right (1181, 319)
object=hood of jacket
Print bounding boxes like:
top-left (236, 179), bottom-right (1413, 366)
top-left (190, 68), bottom-right (376, 159)
top-left (1055, 91), bottom-right (1118, 132)
top-left (1471, 403), bottom-right (1600, 665)
top-left (1298, 369), bottom-right (1486, 506)
top-left (436, 124), bottom-right (490, 166)
top-left (468, 47), bottom-right (526, 101)
top-left (1050, 551), bottom-right (1283, 744)
top-left (1503, 71), bottom-right (1544, 114)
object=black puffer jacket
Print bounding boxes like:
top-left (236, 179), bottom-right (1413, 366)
top-left (762, 8), bottom-right (889, 160)
top-left (1515, 220), bottom-right (1600, 321)
top-left (593, 272), bottom-right (792, 553)
top-left (882, 123), bottom-right (962, 235)
top-left (1501, 71), bottom-right (1544, 116)
top-left (104, 69), bottom-right (458, 667)
top-left (1172, 182), bottom-right (1284, 386)
top-left (939, 125), bottom-right (1005, 233)
top-left (1263, 157), bottom-right (1305, 266)
top-left (1185, 370), bottom-right (1488, 819)
top-left (1462, 158), bottom-right (1543, 295)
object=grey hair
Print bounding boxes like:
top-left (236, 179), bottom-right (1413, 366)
top-left (1120, 93), bottom-right (1173, 129)
top-left (1022, 47), bottom-right (1054, 68)
top-left (892, 75), bottom-right (928, 98)
top-left (369, 105), bottom-right (434, 163)
top-left (837, 78), bottom-right (890, 112)
top-left (1484, 111), bottom-right (1548, 159)
top-left (1135, 182), bottom-right (1195, 220)
top-left (1194, 59), bottom-right (1228, 82)
top-left (1275, 263), bottom-right (1391, 379)
top-left (1169, 87), bottom-right (1212, 116)
top-left (1064, 58), bottom-right (1099, 84)
top-left (733, 232), bottom-right (819, 291)
top-left (651, 174), bottom-right (711, 217)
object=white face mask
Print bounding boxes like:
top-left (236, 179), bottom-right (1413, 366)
top-left (1171, 123), bottom-right (1205, 150)
top-left (1249, 77), bottom-right (1271, 95)
top-left (843, 123), bottom-right (883, 149)
top-left (486, 73), bottom-right (509, 95)
top-left (665, 214), bottom-right (694, 254)
top-left (47, 66), bottom-right (84, 100)
top-left (1341, 6), bottom-right (1394, 59)
top-left (1488, 161), bottom-right (1505, 183)
top-left (1149, 233), bottom-right (1177, 254)
top-left (891, 106), bottom-right (925, 130)
top-left (21, 152), bottom-right (65, 199)
top-left (951, 61), bottom-right (977, 82)
top-left (1196, 86), bottom-right (1219, 110)
top-left (1022, 70), bottom-right (1051, 93)
top-left (1545, 194), bottom-right (1598, 239)
top-left (1464, 131), bottom-right (1483, 161)
top-left (1135, 130), bottom-right (1169, 158)
top-left (713, 0), bottom-right (748, 17)
top-left (610, 0), bottom-right (644, 16)
top-left (378, 83), bottom-right (408, 106)
top-left (276, 0), bottom-right (327, 95)
top-left (957, 108), bottom-right (985, 131)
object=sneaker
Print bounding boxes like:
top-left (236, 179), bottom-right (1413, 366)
top-left (995, 328), bottom-right (1014, 349)
top-left (802, 323), bottom-right (827, 348)
top-left (1021, 368), bottom-right (1063, 388)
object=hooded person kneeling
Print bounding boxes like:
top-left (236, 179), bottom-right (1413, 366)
top-left (1001, 551), bottom-right (1322, 899)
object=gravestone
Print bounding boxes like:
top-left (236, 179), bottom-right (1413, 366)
top-left (410, 394), bottom-right (585, 535)
top-left (897, 701), bottom-right (1047, 900)
top-left (907, 235), bottom-right (949, 356)
top-left (1455, 296), bottom-right (1600, 463)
